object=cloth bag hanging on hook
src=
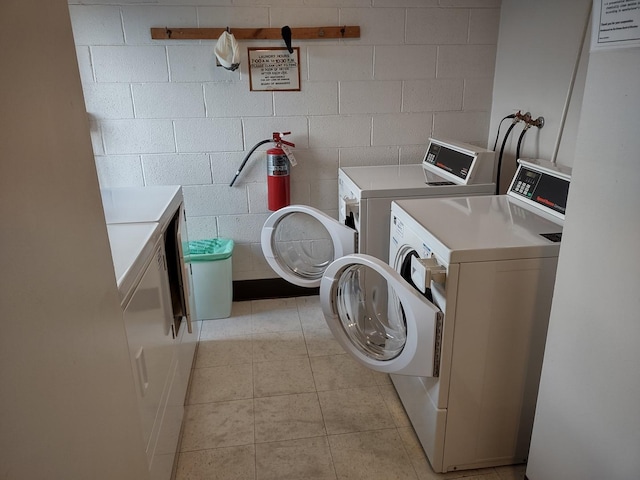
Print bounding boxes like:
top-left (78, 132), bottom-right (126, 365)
top-left (214, 31), bottom-right (240, 71)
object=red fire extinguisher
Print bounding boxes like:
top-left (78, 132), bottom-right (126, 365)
top-left (229, 132), bottom-right (296, 211)
top-left (266, 133), bottom-right (295, 211)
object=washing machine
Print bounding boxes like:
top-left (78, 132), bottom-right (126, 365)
top-left (318, 158), bottom-right (572, 473)
top-left (261, 137), bottom-right (495, 288)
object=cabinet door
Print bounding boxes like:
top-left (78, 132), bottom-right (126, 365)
top-left (123, 244), bottom-right (175, 459)
top-left (176, 204), bottom-right (199, 402)
top-left (176, 204), bottom-right (195, 335)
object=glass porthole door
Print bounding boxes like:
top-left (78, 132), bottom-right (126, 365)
top-left (261, 205), bottom-right (357, 288)
top-left (319, 254), bottom-right (443, 377)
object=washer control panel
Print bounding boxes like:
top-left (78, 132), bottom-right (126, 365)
top-left (508, 159), bottom-right (572, 220)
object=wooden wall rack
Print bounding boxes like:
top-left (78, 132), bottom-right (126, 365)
top-left (150, 26), bottom-right (360, 41)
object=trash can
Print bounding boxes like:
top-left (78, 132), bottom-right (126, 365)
top-left (186, 238), bottom-right (234, 320)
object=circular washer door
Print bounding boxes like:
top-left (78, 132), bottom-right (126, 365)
top-left (320, 254), bottom-right (442, 377)
top-left (261, 205), bottom-right (357, 288)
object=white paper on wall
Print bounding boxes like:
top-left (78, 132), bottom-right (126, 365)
top-left (591, 0), bottom-right (640, 50)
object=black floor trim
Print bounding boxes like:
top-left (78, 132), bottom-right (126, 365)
top-left (233, 278), bottom-right (319, 301)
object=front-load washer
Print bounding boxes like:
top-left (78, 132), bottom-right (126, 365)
top-left (261, 137), bottom-right (496, 288)
top-left (318, 158), bottom-right (572, 473)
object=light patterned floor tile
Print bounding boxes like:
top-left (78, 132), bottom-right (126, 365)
top-left (372, 370), bottom-right (393, 385)
top-left (253, 356), bottom-right (316, 397)
top-left (252, 297), bottom-right (299, 312)
top-left (199, 303), bottom-right (252, 340)
top-left (494, 464), bottom-right (526, 480)
top-left (329, 429), bottom-right (418, 480)
top-left (303, 327), bottom-right (346, 357)
top-left (397, 426), bottom-right (438, 480)
top-left (310, 354), bottom-right (377, 391)
top-left (180, 399), bottom-right (254, 451)
top-left (195, 335), bottom-right (253, 368)
top-left (188, 363), bottom-right (253, 404)
top-left (254, 392), bottom-right (326, 443)
top-left (251, 298), bottom-right (302, 334)
top-left (256, 436), bottom-right (337, 480)
top-left (175, 445), bottom-right (255, 480)
top-left (178, 295), bottom-right (523, 480)
top-left (318, 386), bottom-right (395, 435)
top-left (378, 384), bottom-right (411, 427)
top-left (252, 330), bottom-right (308, 362)
top-left (296, 295), bottom-right (328, 331)
top-left (462, 473), bottom-right (501, 480)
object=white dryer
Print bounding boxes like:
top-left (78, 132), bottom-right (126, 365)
top-left (261, 137), bottom-right (495, 288)
top-left (101, 185), bottom-right (194, 337)
top-left (319, 158), bottom-right (572, 473)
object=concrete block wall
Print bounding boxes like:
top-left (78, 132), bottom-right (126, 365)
top-left (69, 0), bottom-right (500, 281)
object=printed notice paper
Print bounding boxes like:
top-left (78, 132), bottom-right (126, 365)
top-left (248, 48), bottom-right (301, 91)
top-left (592, 0), bottom-right (640, 50)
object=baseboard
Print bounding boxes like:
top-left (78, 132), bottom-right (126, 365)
top-left (233, 278), bottom-right (319, 301)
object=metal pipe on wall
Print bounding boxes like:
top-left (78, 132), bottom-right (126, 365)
top-left (551, 1), bottom-right (592, 164)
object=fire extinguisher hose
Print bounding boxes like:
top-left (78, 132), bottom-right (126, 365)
top-left (229, 138), bottom-right (274, 187)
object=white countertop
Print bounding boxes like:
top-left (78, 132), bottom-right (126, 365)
top-left (101, 185), bottom-right (182, 230)
top-left (101, 185), bottom-right (184, 302)
top-left (393, 195), bottom-right (564, 264)
top-left (339, 165), bottom-right (495, 198)
top-left (107, 223), bottom-right (161, 303)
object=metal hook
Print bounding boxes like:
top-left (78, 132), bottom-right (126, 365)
top-left (226, 26), bottom-right (230, 33)
top-left (165, 27), bottom-right (172, 39)
top-left (340, 26), bottom-right (346, 37)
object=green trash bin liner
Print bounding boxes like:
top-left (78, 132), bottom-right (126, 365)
top-left (185, 238), bottom-right (234, 320)
top-left (185, 238), bottom-right (234, 262)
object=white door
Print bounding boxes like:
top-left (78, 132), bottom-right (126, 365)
top-left (261, 205), bottom-right (357, 288)
top-left (320, 254), bottom-right (443, 377)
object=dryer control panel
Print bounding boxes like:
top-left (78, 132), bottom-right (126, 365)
top-left (508, 159), bottom-right (572, 220)
top-left (422, 137), bottom-right (495, 185)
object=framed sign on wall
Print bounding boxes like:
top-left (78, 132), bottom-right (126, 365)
top-left (248, 47), bottom-right (301, 91)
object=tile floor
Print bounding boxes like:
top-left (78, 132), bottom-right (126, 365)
top-left (174, 296), bottom-right (527, 480)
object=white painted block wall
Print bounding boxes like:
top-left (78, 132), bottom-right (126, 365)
top-left (68, 0), bottom-right (500, 281)
top-left (488, 0), bottom-right (591, 192)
